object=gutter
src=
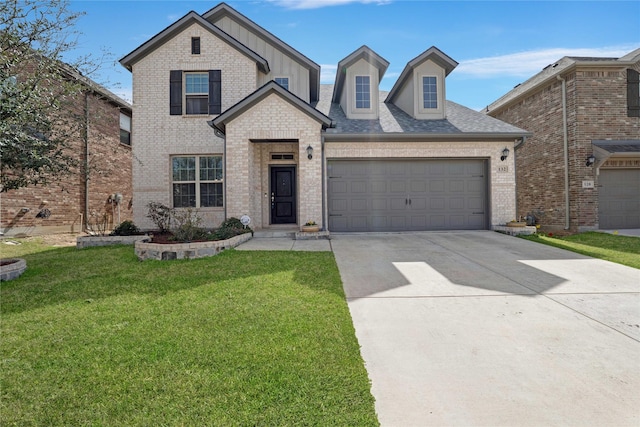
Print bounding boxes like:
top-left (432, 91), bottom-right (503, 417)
top-left (557, 75), bottom-right (570, 230)
top-left (323, 132), bottom-right (531, 143)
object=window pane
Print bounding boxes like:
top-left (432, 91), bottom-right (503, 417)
top-left (173, 183), bottom-right (196, 207)
top-left (120, 113), bottom-right (131, 131)
top-left (185, 74), bottom-right (208, 94)
top-left (200, 156), bottom-right (222, 181)
top-left (172, 157), bottom-right (195, 181)
top-left (120, 129), bottom-right (131, 145)
top-left (275, 77), bottom-right (289, 90)
top-left (200, 183), bottom-right (223, 207)
top-left (186, 96), bottom-right (208, 115)
top-left (423, 76), bottom-right (437, 109)
top-left (355, 76), bottom-right (370, 109)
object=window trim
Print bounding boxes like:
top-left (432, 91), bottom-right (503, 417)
top-left (355, 75), bottom-right (372, 110)
top-left (171, 155), bottom-right (224, 208)
top-left (421, 75), bottom-right (438, 110)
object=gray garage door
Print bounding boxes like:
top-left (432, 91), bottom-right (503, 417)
top-left (598, 169), bottom-right (640, 229)
top-left (328, 159), bottom-right (488, 232)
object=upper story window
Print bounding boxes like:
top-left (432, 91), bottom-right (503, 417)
top-left (185, 73), bottom-right (209, 115)
top-left (628, 69), bottom-right (639, 117)
top-left (172, 155), bottom-right (223, 208)
top-left (422, 76), bottom-right (438, 109)
top-left (119, 113), bottom-right (131, 146)
top-left (355, 75), bottom-right (371, 109)
top-left (191, 37), bottom-right (201, 55)
top-left (170, 70), bottom-right (221, 116)
top-left (274, 77), bottom-right (289, 90)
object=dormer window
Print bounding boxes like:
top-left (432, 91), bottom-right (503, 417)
top-left (191, 37), bottom-right (201, 55)
top-left (355, 75), bottom-right (371, 109)
top-left (274, 77), bottom-right (289, 91)
top-left (422, 76), bottom-right (438, 109)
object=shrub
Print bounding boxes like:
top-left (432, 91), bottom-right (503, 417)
top-left (212, 217), bottom-right (252, 240)
top-left (146, 202), bottom-right (172, 233)
top-left (110, 220), bottom-right (141, 236)
top-left (171, 208), bottom-right (207, 242)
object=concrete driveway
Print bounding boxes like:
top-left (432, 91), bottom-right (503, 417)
top-left (331, 231), bottom-right (640, 427)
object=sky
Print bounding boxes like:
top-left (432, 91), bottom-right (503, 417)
top-left (65, 0), bottom-right (640, 111)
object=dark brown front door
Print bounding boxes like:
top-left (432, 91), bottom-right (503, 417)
top-left (270, 166), bottom-right (296, 224)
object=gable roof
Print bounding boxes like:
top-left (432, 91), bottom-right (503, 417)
top-left (486, 47), bottom-right (640, 114)
top-left (386, 46), bottom-right (458, 104)
top-left (202, 2), bottom-right (320, 103)
top-left (119, 11), bottom-right (269, 73)
top-left (331, 45), bottom-right (390, 103)
top-left (209, 81), bottom-right (332, 134)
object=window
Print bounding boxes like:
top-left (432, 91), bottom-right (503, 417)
top-left (628, 69), bottom-right (639, 117)
top-left (422, 76), bottom-right (438, 109)
top-left (355, 75), bottom-right (371, 109)
top-left (172, 156), bottom-right (223, 208)
top-left (170, 70), bottom-right (221, 116)
top-left (119, 113), bottom-right (131, 146)
top-left (191, 37), bottom-right (201, 55)
top-left (274, 77), bottom-right (289, 90)
top-left (185, 73), bottom-right (209, 115)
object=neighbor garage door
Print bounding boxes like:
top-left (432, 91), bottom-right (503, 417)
top-left (598, 168), bottom-right (640, 229)
top-left (328, 159), bottom-right (488, 232)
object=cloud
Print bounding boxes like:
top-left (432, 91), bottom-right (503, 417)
top-left (321, 64), bottom-right (337, 84)
top-left (268, 0), bottom-right (391, 10)
top-left (456, 45), bottom-right (637, 78)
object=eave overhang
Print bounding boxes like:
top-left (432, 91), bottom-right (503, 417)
top-left (119, 11), bottom-right (269, 74)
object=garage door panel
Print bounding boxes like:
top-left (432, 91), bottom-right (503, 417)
top-left (328, 159), bottom-right (487, 232)
top-left (599, 169), bottom-right (640, 229)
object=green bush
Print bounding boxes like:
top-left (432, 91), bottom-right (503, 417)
top-left (110, 220), bottom-right (141, 236)
top-left (212, 217), bottom-right (252, 240)
top-left (146, 202), bottom-right (172, 233)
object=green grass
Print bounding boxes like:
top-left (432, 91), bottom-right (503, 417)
top-left (1, 241), bottom-right (378, 426)
top-left (520, 232), bottom-right (640, 269)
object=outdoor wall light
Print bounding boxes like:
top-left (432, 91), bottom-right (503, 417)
top-left (500, 147), bottom-right (510, 161)
top-left (586, 154), bottom-right (596, 166)
top-left (306, 145), bottom-right (313, 160)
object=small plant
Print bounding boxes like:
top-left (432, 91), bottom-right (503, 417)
top-left (304, 220), bottom-right (317, 226)
top-left (146, 202), bottom-right (172, 233)
top-left (110, 220), bottom-right (141, 236)
top-left (171, 208), bottom-right (207, 242)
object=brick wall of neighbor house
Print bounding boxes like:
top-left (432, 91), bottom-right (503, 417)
top-left (491, 65), bottom-right (640, 232)
top-left (324, 140), bottom-right (517, 227)
top-left (0, 92), bottom-right (132, 237)
top-left (224, 94), bottom-right (324, 229)
top-left (130, 23), bottom-right (258, 230)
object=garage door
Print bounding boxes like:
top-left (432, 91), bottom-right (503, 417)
top-left (598, 169), bottom-right (640, 229)
top-left (328, 159), bottom-right (488, 232)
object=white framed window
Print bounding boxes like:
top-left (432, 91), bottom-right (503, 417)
top-left (274, 77), bottom-right (289, 90)
top-left (185, 73), bottom-right (209, 115)
top-left (172, 155), bottom-right (223, 208)
top-left (422, 76), bottom-right (438, 109)
top-left (355, 75), bottom-right (371, 109)
top-left (119, 113), bottom-right (131, 146)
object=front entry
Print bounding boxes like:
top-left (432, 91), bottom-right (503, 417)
top-left (270, 166), bottom-right (297, 224)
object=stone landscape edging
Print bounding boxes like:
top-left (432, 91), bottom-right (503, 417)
top-left (77, 235), bottom-right (151, 249)
top-left (0, 258), bottom-right (27, 281)
top-left (135, 233), bottom-right (252, 261)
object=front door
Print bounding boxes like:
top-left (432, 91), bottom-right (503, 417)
top-left (270, 166), bottom-right (297, 224)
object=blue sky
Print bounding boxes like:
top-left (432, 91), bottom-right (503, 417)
top-left (67, 0), bottom-right (639, 111)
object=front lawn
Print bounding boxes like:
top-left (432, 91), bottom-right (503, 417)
top-left (1, 241), bottom-right (378, 426)
top-left (520, 232), bottom-right (640, 269)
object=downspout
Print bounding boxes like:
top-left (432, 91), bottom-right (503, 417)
top-left (557, 75), bottom-right (570, 230)
top-left (321, 133), bottom-right (326, 231)
top-left (84, 91), bottom-right (90, 232)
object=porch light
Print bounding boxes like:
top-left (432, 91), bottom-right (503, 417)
top-left (586, 154), bottom-right (596, 166)
top-left (306, 145), bottom-right (313, 160)
top-left (500, 147), bottom-right (510, 161)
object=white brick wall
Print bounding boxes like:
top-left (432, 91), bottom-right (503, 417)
top-left (131, 22), bottom-right (260, 230)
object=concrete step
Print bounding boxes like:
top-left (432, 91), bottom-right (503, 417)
top-left (252, 230), bottom-right (296, 239)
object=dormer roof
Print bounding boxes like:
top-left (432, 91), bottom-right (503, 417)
top-left (202, 3), bottom-right (321, 103)
top-left (331, 45), bottom-right (390, 103)
top-left (119, 11), bottom-right (269, 74)
top-left (385, 46), bottom-right (458, 104)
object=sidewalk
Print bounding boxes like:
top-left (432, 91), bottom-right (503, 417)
top-left (235, 237), bottom-right (331, 251)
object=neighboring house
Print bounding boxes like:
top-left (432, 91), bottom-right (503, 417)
top-left (0, 66), bottom-right (133, 237)
top-left (486, 49), bottom-right (640, 232)
top-left (120, 2), bottom-right (528, 233)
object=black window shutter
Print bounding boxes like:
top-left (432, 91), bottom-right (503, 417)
top-left (628, 69), bottom-right (640, 117)
top-left (209, 70), bottom-right (221, 115)
top-left (170, 70), bottom-right (182, 115)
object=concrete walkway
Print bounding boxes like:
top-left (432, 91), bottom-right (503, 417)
top-left (236, 232), bottom-right (640, 426)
